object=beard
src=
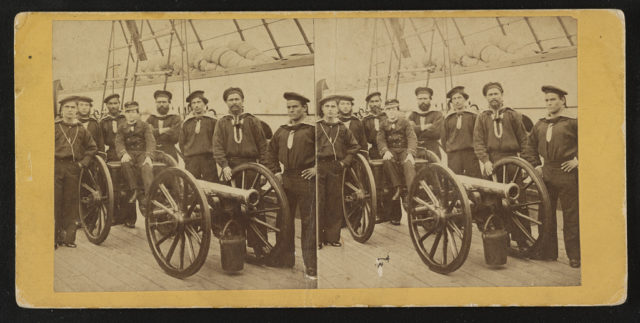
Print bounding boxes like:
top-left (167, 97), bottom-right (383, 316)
top-left (489, 99), bottom-right (502, 109)
top-left (418, 103), bottom-right (430, 111)
top-left (157, 106), bottom-right (169, 115)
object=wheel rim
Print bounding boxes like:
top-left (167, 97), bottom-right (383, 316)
top-left (146, 167), bottom-right (211, 278)
top-left (342, 153), bottom-right (376, 243)
top-left (407, 163), bottom-right (472, 274)
top-left (230, 163), bottom-right (290, 258)
top-left (78, 155), bottom-right (113, 245)
top-left (492, 157), bottom-right (551, 257)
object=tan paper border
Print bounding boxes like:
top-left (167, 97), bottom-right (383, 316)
top-left (15, 10), bottom-right (626, 307)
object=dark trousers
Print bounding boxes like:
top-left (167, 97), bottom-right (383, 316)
top-left (121, 151), bottom-right (154, 193)
top-left (185, 153), bottom-right (218, 182)
top-left (227, 157), bottom-right (267, 253)
top-left (369, 145), bottom-right (381, 160)
top-left (157, 144), bottom-right (178, 163)
top-left (282, 173), bottom-right (316, 270)
top-left (382, 149), bottom-right (416, 190)
top-left (105, 150), bottom-right (137, 225)
top-left (106, 148), bottom-right (118, 163)
top-left (55, 159), bottom-right (80, 244)
top-left (448, 149), bottom-right (481, 178)
top-left (420, 140), bottom-right (441, 159)
top-left (542, 166), bottom-right (580, 260)
top-left (317, 160), bottom-right (343, 243)
top-left (488, 151), bottom-right (531, 245)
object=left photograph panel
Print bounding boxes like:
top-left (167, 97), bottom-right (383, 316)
top-left (52, 18), bottom-right (317, 291)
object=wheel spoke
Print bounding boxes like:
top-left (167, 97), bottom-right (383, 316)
top-left (419, 180), bottom-right (441, 207)
top-left (241, 171), bottom-right (246, 189)
top-left (260, 185), bottom-right (275, 199)
top-left (179, 230), bottom-right (185, 270)
top-left (513, 210), bottom-right (542, 225)
top-left (512, 217), bottom-right (535, 243)
top-left (156, 230), bottom-right (175, 246)
top-left (345, 182), bottom-right (360, 192)
top-left (442, 226), bottom-right (448, 264)
top-left (185, 229), bottom-right (196, 263)
top-left (522, 179), bottom-right (534, 191)
top-left (511, 200), bottom-right (542, 209)
top-left (159, 183), bottom-right (178, 211)
top-left (247, 207), bottom-right (282, 215)
top-left (429, 230), bottom-right (443, 258)
top-left (412, 196), bottom-right (438, 214)
top-left (502, 165), bottom-right (507, 183)
top-left (249, 172), bottom-right (260, 190)
top-left (511, 166), bottom-right (521, 183)
top-left (448, 221), bottom-right (464, 240)
top-left (447, 224), bottom-right (459, 258)
top-left (185, 224), bottom-right (202, 244)
top-left (411, 216), bottom-right (435, 224)
top-left (184, 200), bottom-right (199, 219)
top-left (249, 222), bottom-right (273, 250)
top-left (250, 216), bottom-right (281, 233)
top-left (151, 200), bottom-right (178, 218)
top-left (81, 183), bottom-right (99, 195)
top-left (165, 231), bottom-right (180, 262)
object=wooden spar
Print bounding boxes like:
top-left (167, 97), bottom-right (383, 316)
top-left (261, 19), bottom-right (283, 59)
top-left (100, 21), bottom-right (115, 116)
top-left (232, 19), bottom-right (246, 41)
top-left (146, 20), bottom-right (165, 56)
top-left (524, 17), bottom-right (544, 52)
top-left (130, 20), bottom-right (144, 101)
top-left (556, 16), bottom-right (575, 46)
top-left (293, 19), bottom-right (314, 54)
top-left (188, 20), bottom-right (204, 50)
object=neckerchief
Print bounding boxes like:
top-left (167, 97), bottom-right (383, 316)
top-left (58, 122), bottom-right (79, 161)
top-left (319, 121), bottom-right (340, 160)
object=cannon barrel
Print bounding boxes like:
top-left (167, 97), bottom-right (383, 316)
top-left (196, 180), bottom-right (260, 206)
top-left (457, 175), bottom-right (520, 200)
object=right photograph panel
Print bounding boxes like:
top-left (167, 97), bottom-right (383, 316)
top-left (315, 16), bottom-right (580, 288)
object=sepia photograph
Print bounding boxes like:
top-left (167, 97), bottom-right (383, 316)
top-left (314, 16), bottom-right (580, 288)
top-left (14, 10), bottom-right (626, 307)
top-left (52, 18), bottom-right (317, 291)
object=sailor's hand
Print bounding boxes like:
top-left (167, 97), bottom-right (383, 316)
top-left (383, 151), bottom-right (394, 160)
top-left (561, 157), bottom-right (578, 172)
top-left (143, 156), bottom-right (153, 167)
top-left (405, 153), bottom-right (415, 165)
top-left (121, 153), bottom-right (132, 163)
top-left (483, 161), bottom-right (494, 176)
top-left (535, 165), bottom-right (543, 178)
top-left (222, 166), bottom-right (233, 182)
top-left (301, 167), bottom-right (316, 180)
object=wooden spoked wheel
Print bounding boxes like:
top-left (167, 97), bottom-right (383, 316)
top-left (78, 154), bottom-right (114, 245)
top-left (342, 153), bottom-right (377, 243)
top-left (230, 163), bottom-right (290, 259)
top-left (145, 167), bottom-right (211, 279)
top-left (492, 157), bottom-right (551, 258)
top-left (407, 163), bottom-right (472, 274)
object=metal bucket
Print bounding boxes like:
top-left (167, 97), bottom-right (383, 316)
top-left (219, 220), bottom-right (246, 273)
top-left (482, 215), bottom-right (509, 266)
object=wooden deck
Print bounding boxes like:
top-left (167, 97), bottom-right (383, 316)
top-left (54, 212), bottom-right (317, 292)
top-left (318, 211), bottom-right (580, 289)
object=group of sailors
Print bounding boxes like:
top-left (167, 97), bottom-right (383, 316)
top-left (54, 88), bottom-right (318, 278)
top-left (315, 82), bottom-right (580, 268)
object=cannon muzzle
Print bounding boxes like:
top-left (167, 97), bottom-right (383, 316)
top-left (196, 180), bottom-right (260, 206)
top-left (457, 175), bottom-right (520, 200)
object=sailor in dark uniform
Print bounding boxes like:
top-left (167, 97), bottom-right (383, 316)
top-left (473, 82), bottom-right (528, 175)
top-left (76, 96), bottom-right (105, 153)
top-left (407, 87), bottom-right (443, 159)
top-left (524, 86), bottom-right (580, 268)
top-left (377, 99), bottom-right (417, 226)
top-left (441, 86), bottom-right (481, 177)
top-left (473, 82), bottom-right (530, 249)
top-left (362, 91), bottom-right (385, 159)
top-left (55, 96), bottom-right (98, 248)
top-left (146, 90), bottom-right (181, 162)
top-left (100, 93), bottom-right (127, 162)
top-left (212, 87), bottom-right (269, 259)
top-left (179, 90), bottom-right (218, 182)
top-left (317, 94), bottom-right (360, 247)
top-left (264, 92), bottom-right (316, 278)
top-left (115, 101), bottom-right (156, 227)
top-left (338, 95), bottom-right (368, 155)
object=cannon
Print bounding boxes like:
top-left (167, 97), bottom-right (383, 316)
top-left (143, 162), bottom-right (289, 278)
top-left (77, 151), bottom-right (178, 245)
top-left (342, 150), bottom-right (552, 274)
top-left (77, 152), bottom-right (289, 279)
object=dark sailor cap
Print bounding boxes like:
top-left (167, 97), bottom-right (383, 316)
top-left (414, 87), bottom-right (433, 97)
top-left (541, 85), bottom-right (568, 97)
top-left (186, 90), bottom-right (209, 104)
top-left (446, 86), bottom-right (469, 100)
top-left (103, 93), bottom-right (120, 103)
top-left (59, 95), bottom-right (79, 106)
top-left (365, 91), bottom-right (382, 102)
top-left (482, 82), bottom-right (503, 96)
top-left (283, 92), bottom-right (310, 104)
top-left (154, 90), bottom-right (173, 100)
